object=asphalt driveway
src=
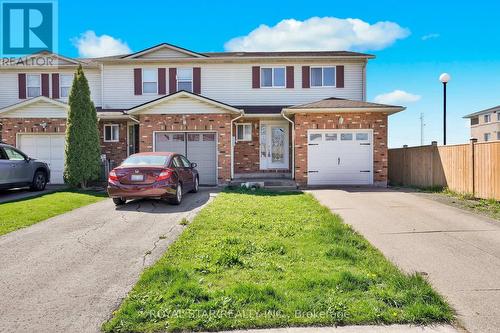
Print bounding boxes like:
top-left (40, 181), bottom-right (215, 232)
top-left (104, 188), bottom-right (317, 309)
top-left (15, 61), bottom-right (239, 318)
top-left (0, 188), bottom-right (217, 333)
top-left (310, 187), bottom-right (500, 333)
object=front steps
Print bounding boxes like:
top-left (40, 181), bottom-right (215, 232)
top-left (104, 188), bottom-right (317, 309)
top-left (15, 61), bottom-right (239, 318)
top-left (230, 177), bottom-right (298, 191)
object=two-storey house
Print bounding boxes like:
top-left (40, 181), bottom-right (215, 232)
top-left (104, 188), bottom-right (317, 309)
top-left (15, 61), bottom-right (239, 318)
top-left (0, 43), bottom-right (404, 186)
top-left (464, 105), bottom-right (500, 142)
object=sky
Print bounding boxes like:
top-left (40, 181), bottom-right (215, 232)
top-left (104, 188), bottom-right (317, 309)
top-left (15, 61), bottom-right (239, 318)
top-left (57, 0), bottom-right (500, 148)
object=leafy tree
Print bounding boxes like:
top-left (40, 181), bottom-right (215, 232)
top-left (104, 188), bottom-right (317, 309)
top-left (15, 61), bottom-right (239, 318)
top-left (64, 64), bottom-right (101, 188)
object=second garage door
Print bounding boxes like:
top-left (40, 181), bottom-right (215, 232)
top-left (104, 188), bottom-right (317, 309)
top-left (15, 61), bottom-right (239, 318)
top-left (154, 132), bottom-right (217, 185)
top-left (307, 130), bottom-right (373, 185)
top-left (18, 134), bottom-right (65, 184)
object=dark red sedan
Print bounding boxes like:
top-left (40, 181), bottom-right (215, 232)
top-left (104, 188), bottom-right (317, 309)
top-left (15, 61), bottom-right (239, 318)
top-left (107, 152), bottom-right (199, 206)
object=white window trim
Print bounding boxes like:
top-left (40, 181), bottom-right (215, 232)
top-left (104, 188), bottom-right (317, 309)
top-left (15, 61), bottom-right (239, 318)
top-left (142, 68), bottom-right (158, 95)
top-left (235, 123), bottom-right (252, 142)
top-left (260, 67), bottom-right (286, 88)
top-left (310, 66), bottom-right (336, 88)
top-left (176, 67), bottom-right (193, 92)
top-left (26, 73), bottom-right (41, 98)
top-left (104, 124), bottom-right (120, 142)
top-left (484, 114), bottom-right (491, 123)
top-left (59, 74), bottom-right (72, 98)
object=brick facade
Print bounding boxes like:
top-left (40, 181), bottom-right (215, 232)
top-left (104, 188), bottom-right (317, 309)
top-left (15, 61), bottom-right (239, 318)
top-left (0, 117), bottom-right (128, 166)
top-left (293, 112), bottom-right (388, 186)
top-left (0, 118), bottom-right (67, 146)
top-left (234, 119), bottom-right (260, 173)
top-left (138, 114), bottom-right (232, 184)
top-left (99, 120), bottom-right (128, 166)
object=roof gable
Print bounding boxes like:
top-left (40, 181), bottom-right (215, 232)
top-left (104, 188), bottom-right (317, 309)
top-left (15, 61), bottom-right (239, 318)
top-left (23, 51), bottom-right (82, 66)
top-left (127, 91), bottom-right (242, 115)
top-left (122, 43), bottom-right (207, 59)
top-left (284, 97), bottom-right (405, 115)
top-left (0, 96), bottom-right (68, 118)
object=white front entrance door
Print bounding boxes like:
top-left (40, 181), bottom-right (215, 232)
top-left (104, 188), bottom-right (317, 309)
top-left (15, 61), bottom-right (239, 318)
top-left (307, 129), bottom-right (373, 185)
top-left (259, 121), bottom-right (289, 169)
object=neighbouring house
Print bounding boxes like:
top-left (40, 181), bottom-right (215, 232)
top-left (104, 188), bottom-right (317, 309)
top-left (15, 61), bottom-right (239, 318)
top-left (463, 105), bottom-right (500, 142)
top-left (0, 43), bottom-right (405, 186)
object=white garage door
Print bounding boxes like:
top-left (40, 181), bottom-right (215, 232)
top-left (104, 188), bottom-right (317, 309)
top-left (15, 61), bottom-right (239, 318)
top-left (154, 132), bottom-right (217, 185)
top-left (307, 130), bottom-right (373, 185)
top-left (18, 134), bottom-right (65, 184)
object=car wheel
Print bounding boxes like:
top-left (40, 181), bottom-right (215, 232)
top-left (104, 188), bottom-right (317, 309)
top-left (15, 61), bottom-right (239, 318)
top-left (30, 171), bottom-right (47, 191)
top-left (169, 183), bottom-right (182, 205)
top-left (190, 177), bottom-right (199, 193)
top-left (113, 197), bottom-right (126, 206)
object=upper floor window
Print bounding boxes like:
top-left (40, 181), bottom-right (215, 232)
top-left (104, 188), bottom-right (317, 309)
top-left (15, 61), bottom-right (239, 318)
top-left (27, 74), bottom-right (41, 97)
top-left (177, 68), bottom-right (193, 92)
top-left (311, 66), bottom-right (336, 87)
top-left (260, 67), bottom-right (285, 88)
top-left (470, 117), bottom-right (479, 126)
top-left (484, 133), bottom-right (491, 141)
top-left (497, 113), bottom-right (500, 121)
top-left (60, 74), bottom-right (73, 98)
top-left (484, 114), bottom-right (491, 123)
top-left (142, 69), bottom-right (158, 94)
top-left (104, 124), bottom-right (120, 142)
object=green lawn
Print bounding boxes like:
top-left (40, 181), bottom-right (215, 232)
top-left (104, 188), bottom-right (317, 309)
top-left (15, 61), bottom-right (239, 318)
top-left (0, 191), bottom-right (106, 236)
top-left (104, 189), bottom-right (453, 332)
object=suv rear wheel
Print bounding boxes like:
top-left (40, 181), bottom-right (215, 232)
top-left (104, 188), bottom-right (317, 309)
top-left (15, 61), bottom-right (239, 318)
top-left (30, 171), bottom-right (47, 191)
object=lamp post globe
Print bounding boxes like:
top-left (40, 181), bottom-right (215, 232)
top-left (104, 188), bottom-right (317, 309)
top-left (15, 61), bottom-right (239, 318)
top-left (439, 73), bottom-right (451, 83)
top-left (439, 73), bottom-right (451, 145)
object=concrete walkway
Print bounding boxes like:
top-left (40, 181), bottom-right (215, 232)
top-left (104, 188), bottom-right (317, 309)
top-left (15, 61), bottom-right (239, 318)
top-left (0, 189), bottom-right (217, 333)
top-left (310, 187), bottom-right (500, 333)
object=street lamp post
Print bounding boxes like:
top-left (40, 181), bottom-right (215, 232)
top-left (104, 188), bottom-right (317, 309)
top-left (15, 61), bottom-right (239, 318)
top-left (439, 73), bottom-right (451, 145)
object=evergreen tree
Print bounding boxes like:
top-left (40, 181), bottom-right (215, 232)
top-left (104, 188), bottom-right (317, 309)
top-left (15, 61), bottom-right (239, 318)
top-left (64, 64), bottom-right (101, 188)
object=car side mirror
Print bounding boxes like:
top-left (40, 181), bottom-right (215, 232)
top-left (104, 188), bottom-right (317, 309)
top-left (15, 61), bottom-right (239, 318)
top-left (191, 163), bottom-right (197, 168)
top-left (25, 157), bottom-right (31, 163)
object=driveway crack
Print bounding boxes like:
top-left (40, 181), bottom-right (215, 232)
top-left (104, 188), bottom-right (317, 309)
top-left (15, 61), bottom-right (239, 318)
top-left (142, 224), bottom-right (178, 266)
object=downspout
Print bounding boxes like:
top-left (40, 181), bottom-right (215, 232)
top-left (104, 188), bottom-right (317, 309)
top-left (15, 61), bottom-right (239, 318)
top-left (281, 109), bottom-right (295, 179)
top-left (230, 111), bottom-right (244, 179)
top-left (100, 63), bottom-right (104, 108)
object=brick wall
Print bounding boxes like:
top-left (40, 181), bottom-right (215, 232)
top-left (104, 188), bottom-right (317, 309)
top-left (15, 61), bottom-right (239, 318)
top-left (294, 112), bottom-right (388, 186)
top-left (138, 114), bottom-right (232, 184)
top-left (100, 120), bottom-right (128, 166)
top-left (0, 117), bottom-right (128, 166)
top-left (234, 119), bottom-right (260, 173)
top-left (0, 118), bottom-right (66, 146)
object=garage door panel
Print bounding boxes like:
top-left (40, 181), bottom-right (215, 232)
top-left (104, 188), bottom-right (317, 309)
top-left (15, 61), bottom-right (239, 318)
top-left (18, 134), bottom-right (65, 184)
top-left (154, 132), bottom-right (217, 186)
top-left (307, 130), bottom-right (373, 186)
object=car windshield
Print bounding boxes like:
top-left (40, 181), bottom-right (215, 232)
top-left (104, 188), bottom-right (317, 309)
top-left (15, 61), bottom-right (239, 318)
top-left (121, 155), bottom-right (168, 166)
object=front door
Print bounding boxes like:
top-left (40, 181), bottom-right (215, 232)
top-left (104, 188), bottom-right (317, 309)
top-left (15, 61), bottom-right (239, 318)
top-left (259, 121), bottom-right (289, 169)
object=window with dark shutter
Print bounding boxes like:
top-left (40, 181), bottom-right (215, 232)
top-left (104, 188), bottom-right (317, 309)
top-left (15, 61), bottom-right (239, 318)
top-left (134, 68), bottom-right (142, 95)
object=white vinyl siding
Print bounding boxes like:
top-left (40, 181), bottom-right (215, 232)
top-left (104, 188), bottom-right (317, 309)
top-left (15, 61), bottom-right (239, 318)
top-left (27, 74), bottom-right (41, 97)
top-left (0, 100), bottom-right (67, 118)
top-left (0, 70), bottom-right (101, 108)
top-left (100, 62), bottom-right (364, 109)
